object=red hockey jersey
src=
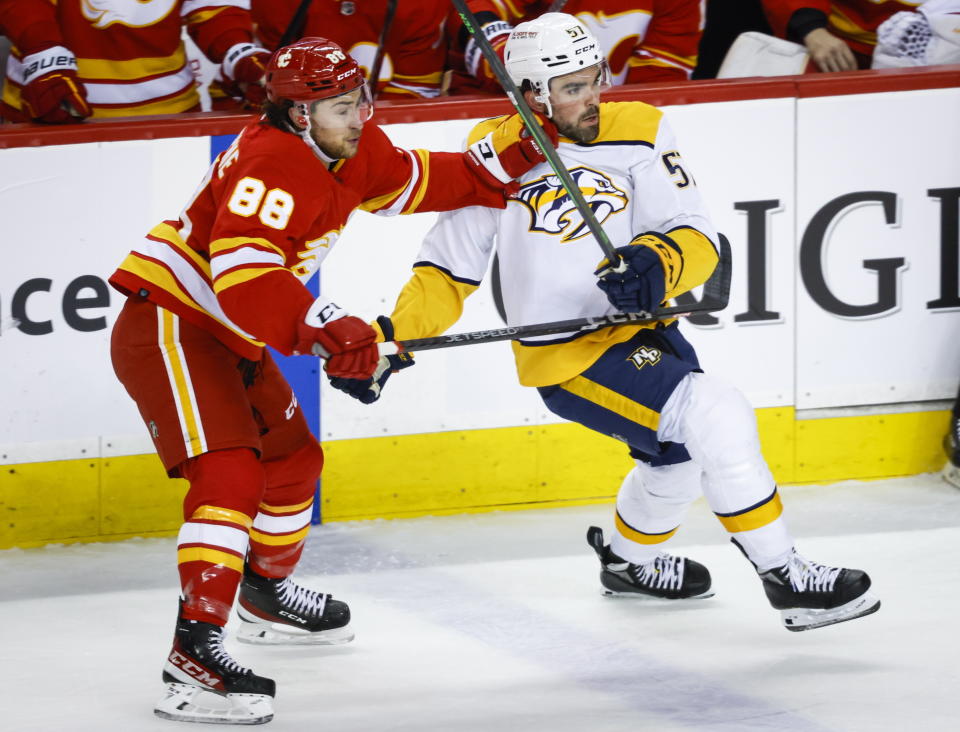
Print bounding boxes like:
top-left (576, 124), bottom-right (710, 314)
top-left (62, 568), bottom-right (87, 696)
top-left (252, 0), bottom-right (448, 99)
top-left (449, 0), bottom-right (704, 93)
top-left (763, 1), bottom-right (922, 56)
top-left (109, 121), bottom-right (508, 360)
top-left (1, 0), bottom-right (257, 119)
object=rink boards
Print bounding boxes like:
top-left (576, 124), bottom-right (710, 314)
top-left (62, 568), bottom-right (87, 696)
top-left (0, 68), bottom-right (958, 547)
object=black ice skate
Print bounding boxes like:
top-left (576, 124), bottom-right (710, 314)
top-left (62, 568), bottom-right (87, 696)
top-left (758, 549), bottom-right (880, 632)
top-left (943, 414), bottom-right (960, 489)
top-left (154, 608), bottom-right (275, 725)
top-left (586, 526), bottom-right (713, 599)
top-left (236, 564), bottom-right (354, 645)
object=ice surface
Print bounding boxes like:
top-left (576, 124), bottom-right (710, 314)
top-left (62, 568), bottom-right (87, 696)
top-left (2, 473), bottom-right (958, 731)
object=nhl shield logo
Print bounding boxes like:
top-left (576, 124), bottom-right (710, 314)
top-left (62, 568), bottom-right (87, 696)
top-left (515, 166), bottom-right (628, 243)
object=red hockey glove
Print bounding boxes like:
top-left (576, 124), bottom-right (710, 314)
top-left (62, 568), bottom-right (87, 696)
top-left (215, 42), bottom-right (271, 107)
top-left (464, 20), bottom-right (512, 94)
top-left (464, 112), bottom-right (559, 187)
top-left (293, 297), bottom-right (379, 379)
top-left (19, 45), bottom-right (91, 123)
top-left (327, 317), bottom-right (415, 404)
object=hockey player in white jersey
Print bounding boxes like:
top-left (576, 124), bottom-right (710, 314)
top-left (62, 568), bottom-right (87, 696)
top-left (330, 13), bottom-right (880, 632)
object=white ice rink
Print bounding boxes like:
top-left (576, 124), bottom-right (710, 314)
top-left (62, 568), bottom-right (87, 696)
top-left (2, 472), bottom-right (959, 731)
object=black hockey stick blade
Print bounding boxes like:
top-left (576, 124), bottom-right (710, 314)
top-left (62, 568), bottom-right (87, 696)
top-left (386, 234), bottom-right (732, 355)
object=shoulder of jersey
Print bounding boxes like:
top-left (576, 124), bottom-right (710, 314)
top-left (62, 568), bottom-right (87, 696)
top-left (466, 115), bottom-right (511, 146)
top-left (591, 101), bottom-right (663, 147)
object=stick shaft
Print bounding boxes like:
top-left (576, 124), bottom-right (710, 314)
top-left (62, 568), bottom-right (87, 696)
top-left (369, 0), bottom-right (399, 101)
top-left (384, 235), bottom-right (732, 354)
top-left (451, 0), bottom-right (618, 262)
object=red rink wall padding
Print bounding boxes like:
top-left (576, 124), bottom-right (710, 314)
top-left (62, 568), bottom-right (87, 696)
top-left (1, 66), bottom-right (958, 149)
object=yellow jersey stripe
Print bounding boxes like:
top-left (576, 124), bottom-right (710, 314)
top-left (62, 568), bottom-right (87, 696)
top-left (79, 52), bottom-right (187, 82)
top-left (405, 149), bottom-right (432, 213)
top-left (360, 181), bottom-right (408, 212)
top-left (214, 265), bottom-right (286, 293)
top-left (210, 236), bottom-right (286, 259)
top-left (150, 223), bottom-right (211, 272)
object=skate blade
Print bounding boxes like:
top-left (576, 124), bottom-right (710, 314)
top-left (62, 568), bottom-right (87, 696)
top-left (780, 591), bottom-right (881, 632)
top-left (154, 683), bottom-right (273, 725)
top-left (236, 619), bottom-right (355, 646)
top-left (600, 587), bottom-right (716, 600)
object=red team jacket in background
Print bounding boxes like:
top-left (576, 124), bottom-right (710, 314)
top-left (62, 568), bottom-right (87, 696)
top-left (110, 121), bottom-right (509, 361)
top-left (447, 0), bottom-right (705, 94)
top-left (0, 0), bottom-right (258, 120)
top-left (763, 0), bottom-right (922, 56)
top-left (251, 0), bottom-right (449, 99)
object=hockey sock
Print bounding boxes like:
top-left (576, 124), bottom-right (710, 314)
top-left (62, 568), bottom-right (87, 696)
top-left (177, 447), bottom-right (265, 625)
top-left (611, 459), bottom-right (702, 565)
top-left (248, 440), bottom-right (324, 578)
top-left (657, 372), bottom-right (794, 568)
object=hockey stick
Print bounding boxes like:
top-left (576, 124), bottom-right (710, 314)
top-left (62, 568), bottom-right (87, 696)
top-left (382, 233), bottom-right (732, 354)
top-left (276, 0), bottom-right (314, 50)
top-left (450, 0), bottom-right (622, 268)
top-left (369, 0), bottom-right (399, 101)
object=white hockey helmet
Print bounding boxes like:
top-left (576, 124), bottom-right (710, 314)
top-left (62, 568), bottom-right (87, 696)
top-left (504, 12), bottom-right (610, 117)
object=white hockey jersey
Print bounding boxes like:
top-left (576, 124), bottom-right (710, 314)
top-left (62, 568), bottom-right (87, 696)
top-left (389, 101), bottom-right (719, 387)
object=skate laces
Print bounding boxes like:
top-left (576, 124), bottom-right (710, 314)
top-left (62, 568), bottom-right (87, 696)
top-left (782, 552), bottom-right (841, 593)
top-left (207, 626), bottom-right (249, 675)
top-left (630, 554), bottom-right (684, 590)
top-left (277, 578), bottom-right (329, 618)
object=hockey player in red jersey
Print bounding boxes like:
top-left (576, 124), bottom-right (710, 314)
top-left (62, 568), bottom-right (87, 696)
top-left (252, 0), bottom-right (449, 98)
top-left (0, 0), bottom-right (270, 121)
top-left (109, 37), bottom-right (556, 724)
top-left (448, 0), bottom-right (705, 95)
top-left (335, 13), bottom-right (880, 634)
top-left (0, 0), bottom-right (90, 122)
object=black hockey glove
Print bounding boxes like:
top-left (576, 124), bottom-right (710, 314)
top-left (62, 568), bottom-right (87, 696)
top-left (595, 237), bottom-right (667, 314)
top-left (327, 316), bottom-right (414, 404)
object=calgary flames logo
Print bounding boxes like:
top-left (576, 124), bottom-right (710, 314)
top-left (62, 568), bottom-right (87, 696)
top-left (81, 0), bottom-right (178, 29)
top-left (515, 166), bottom-right (628, 242)
top-left (276, 50), bottom-right (293, 68)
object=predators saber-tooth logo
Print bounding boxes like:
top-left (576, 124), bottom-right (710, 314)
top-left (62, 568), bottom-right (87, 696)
top-left (515, 166), bottom-right (628, 243)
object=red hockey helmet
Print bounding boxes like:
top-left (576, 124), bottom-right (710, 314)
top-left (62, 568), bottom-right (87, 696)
top-left (265, 37), bottom-right (365, 103)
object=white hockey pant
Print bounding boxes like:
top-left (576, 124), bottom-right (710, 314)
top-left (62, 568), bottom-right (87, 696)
top-left (615, 372), bottom-right (793, 570)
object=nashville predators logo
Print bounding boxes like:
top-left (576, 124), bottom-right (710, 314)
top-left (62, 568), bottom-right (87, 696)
top-left (81, 0), bottom-right (178, 29)
top-left (515, 166), bottom-right (628, 242)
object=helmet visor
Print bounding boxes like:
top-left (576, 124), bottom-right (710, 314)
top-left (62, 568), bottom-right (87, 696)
top-left (307, 82), bottom-right (374, 130)
top-left (546, 61), bottom-right (612, 112)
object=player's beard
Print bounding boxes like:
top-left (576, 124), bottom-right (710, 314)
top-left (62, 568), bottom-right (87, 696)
top-left (313, 126), bottom-right (363, 159)
top-left (555, 104), bottom-right (600, 143)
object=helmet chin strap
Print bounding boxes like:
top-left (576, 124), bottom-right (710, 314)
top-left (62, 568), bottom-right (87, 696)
top-left (293, 101), bottom-right (338, 164)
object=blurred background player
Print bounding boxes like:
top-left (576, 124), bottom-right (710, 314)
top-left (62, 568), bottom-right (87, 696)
top-left (447, 0), bottom-right (705, 95)
top-left (0, 0), bottom-right (89, 122)
top-left (0, 0), bottom-right (269, 122)
top-left (336, 13), bottom-right (880, 633)
top-left (108, 36), bottom-right (554, 724)
top-left (252, 0), bottom-right (449, 99)
top-left (761, 0), bottom-right (924, 72)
